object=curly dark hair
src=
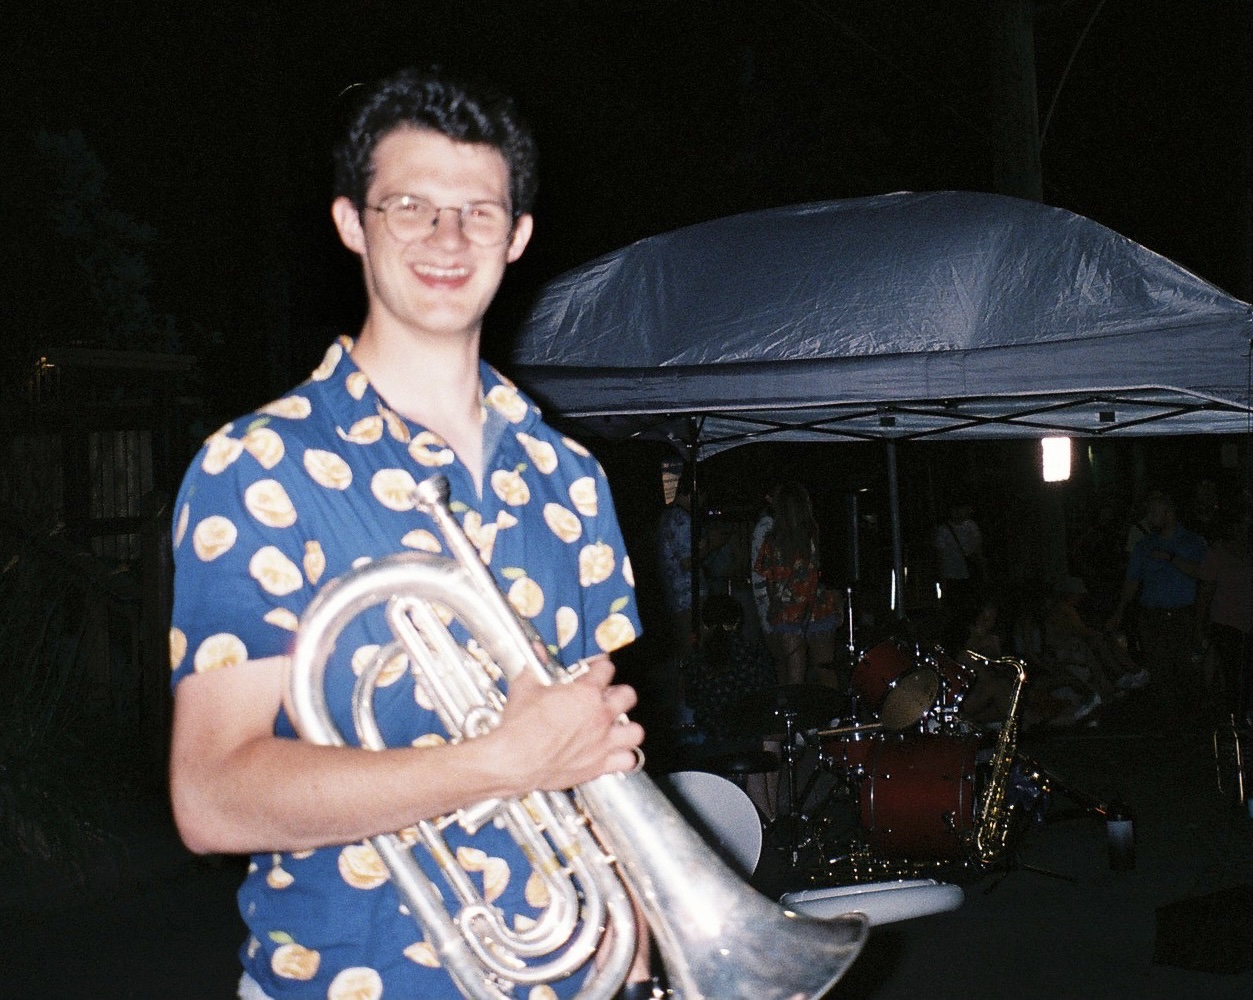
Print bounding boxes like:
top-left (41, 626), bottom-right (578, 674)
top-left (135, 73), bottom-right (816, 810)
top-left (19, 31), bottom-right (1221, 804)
top-left (331, 66), bottom-right (538, 217)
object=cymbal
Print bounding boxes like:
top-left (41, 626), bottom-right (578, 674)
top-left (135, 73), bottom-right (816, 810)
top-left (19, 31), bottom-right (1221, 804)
top-left (724, 684), bottom-right (847, 736)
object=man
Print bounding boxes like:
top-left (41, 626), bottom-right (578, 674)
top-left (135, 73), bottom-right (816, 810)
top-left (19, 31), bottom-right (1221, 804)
top-left (932, 497), bottom-right (987, 641)
top-left (656, 470), bottom-right (699, 658)
top-left (1108, 490), bottom-right (1207, 722)
top-left (168, 68), bottom-right (650, 999)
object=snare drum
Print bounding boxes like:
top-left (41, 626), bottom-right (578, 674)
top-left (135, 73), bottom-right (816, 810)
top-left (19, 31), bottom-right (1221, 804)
top-left (858, 734), bottom-right (979, 862)
top-left (851, 640), bottom-right (938, 730)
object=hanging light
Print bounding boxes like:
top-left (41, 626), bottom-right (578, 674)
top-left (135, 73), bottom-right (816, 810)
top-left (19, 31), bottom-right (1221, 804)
top-left (1042, 436), bottom-right (1072, 483)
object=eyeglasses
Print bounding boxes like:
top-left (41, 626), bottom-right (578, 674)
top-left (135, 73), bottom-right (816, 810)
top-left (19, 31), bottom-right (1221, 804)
top-left (367, 194), bottom-right (516, 247)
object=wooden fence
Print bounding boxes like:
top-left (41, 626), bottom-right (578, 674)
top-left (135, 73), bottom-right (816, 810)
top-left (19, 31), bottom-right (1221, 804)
top-left (0, 347), bottom-right (201, 769)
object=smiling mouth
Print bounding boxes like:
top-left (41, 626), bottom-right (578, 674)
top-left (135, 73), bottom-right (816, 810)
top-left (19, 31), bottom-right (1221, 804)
top-left (414, 263), bottom-right (470, 280)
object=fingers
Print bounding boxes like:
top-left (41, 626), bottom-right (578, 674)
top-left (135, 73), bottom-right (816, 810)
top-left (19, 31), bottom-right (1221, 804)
top-left (601, 724), bottom-right (646, 776)
top-left (570, 654), bottom-right (638, 719)
top-left (577, 653), bottom-right (617, 686)
top-left (602, 680), bottom-right (638, 718)
top-left (496, 660), bottom-right (645, 790)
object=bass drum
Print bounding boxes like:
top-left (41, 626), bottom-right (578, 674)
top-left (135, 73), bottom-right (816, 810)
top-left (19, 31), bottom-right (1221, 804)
top-left (858, 734), bottom-right (980, 862)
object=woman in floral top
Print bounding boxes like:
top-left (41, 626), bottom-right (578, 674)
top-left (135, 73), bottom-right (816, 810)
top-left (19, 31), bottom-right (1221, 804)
top-left (754, 481), bottom-right (842, 685)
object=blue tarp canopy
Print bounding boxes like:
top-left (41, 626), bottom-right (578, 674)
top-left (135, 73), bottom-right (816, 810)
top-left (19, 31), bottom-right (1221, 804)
top-left (511, 191), bottom-right (1253, 457)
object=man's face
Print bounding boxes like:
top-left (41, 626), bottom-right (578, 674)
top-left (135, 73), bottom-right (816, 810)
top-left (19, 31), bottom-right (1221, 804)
top-left (1146, 498), bottom-right (1172, 531)
top-left (333, 127), bottom-right (533, 342)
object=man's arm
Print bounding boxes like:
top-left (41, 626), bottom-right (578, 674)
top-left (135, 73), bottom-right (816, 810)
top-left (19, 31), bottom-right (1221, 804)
top-left (169, 653), bottom-right (643, 856)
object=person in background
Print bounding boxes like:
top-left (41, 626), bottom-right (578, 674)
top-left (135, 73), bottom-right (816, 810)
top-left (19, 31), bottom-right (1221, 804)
top-left (681, 594), bottom-right (780, 816)
top-left (952, 601), bottom-right (1015, 728)
top-left (1108, 490), bottom-right (1208, 726)
top-left (749, 490), bottom-right (775, 641)
top-left (933, 496), bottom-right (988, 641)
top-left (1120, 496), bottom-right (1155, 661)
top-left (1177, 505), bottom-right (1252, 726)
top-left (657, 469), bottom-right (702, 659)
top-left (754, 481), bottom-right (842, 686)
top-left (1045, 576), bottom-right (1146, 724)
top-left (951, 600), bottom-right (1077, 731)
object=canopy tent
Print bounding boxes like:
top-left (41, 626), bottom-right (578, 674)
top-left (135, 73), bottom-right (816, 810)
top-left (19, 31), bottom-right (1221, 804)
top-left (511, 191), bottom-right (1252, 454)
top-left (510, 191), bottom-right (1253, 619)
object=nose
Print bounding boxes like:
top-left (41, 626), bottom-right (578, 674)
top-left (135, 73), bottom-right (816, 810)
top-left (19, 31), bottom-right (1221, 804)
top-left (427, 206), bottom-right (470, 247)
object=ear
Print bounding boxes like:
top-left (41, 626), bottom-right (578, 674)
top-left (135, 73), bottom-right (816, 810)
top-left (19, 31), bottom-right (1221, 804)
top-left (506, 213), bottom-right (534, 264)
top-left (331, 196), bottom-right (366, 255)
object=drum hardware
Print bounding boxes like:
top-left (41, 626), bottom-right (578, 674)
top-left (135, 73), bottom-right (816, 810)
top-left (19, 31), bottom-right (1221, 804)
top-left (858, 732), bottom-right (980, 863)
top-left (724, 684), bottom-right (850, 869)
top-left (843, 581), bottom-right (858, 683)
top-left (814, 723), bottom-right (882, 793)
top-left (1213, 715), bottom-right (1248, 811)
top-left (850, 639), bottom-right (939, 731)
top-left (805, 650), bottom-right (1131, 890)
top-left (815, 722), bottom-right (885, 739)
top-left (725, 684), bottom-right (846, 738)
top-left (772, 708), bottom-right (808, 866)
top-left (780, 730), bottom-right (862, 853)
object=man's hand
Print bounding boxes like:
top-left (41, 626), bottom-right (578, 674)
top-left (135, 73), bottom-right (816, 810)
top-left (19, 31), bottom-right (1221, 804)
top-left (491, 655), bottom-right (643, 797)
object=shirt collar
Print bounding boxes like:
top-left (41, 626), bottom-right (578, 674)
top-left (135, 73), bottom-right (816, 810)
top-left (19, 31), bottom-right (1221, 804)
top-left (307, 335), bottom-right (547, 441)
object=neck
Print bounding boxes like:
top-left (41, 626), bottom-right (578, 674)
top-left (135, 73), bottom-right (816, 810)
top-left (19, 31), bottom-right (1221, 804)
top-left (350, 318), bottom-right (486, 484)
top-left (352, 317), bottom-right (481, 417)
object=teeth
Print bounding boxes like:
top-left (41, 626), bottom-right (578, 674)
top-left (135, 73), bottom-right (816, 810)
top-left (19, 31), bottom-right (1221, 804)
top-left (415, 264), bottom-right (469, 279)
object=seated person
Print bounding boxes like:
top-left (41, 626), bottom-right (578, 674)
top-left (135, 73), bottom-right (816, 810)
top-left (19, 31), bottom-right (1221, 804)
top-left (953, 602), bottom-right (1016, 728)
top-left (958, 601), bottom-right (1079, 730)
top-left (682, 595), bottom-right (777, 746)
top-left (1045, 576), bottom-right (1147, 719)
top-left (681, 595), bottom-right (779, 816)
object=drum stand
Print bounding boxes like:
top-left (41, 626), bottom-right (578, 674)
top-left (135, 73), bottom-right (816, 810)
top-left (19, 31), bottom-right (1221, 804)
top-left (844, 583), bottom-right (857, 678)
top-left (768, 713), bottom-right (862, 870)
top-left (769, 708), bottom-right (807, 867)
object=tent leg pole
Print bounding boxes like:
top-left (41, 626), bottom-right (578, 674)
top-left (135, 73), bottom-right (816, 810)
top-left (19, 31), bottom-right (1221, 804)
top-left (886, 440), bottom-right (906, 619)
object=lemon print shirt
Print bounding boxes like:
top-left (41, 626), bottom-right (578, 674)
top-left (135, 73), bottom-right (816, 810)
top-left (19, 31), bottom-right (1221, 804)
top-left (169, 337), bottom-right (641, 1000)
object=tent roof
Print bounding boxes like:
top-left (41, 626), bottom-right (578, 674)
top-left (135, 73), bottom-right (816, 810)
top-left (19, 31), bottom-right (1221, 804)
top-left (511, 191), bottom-right (1253, 455)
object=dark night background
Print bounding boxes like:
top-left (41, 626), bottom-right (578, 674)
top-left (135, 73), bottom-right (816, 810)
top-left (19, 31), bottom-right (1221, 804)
top-left (5, 7), bottom-right (1253, 992)
top-left (5, 1), bottom-right (1251, 427)
top-left (5, 0), bottom-right (1251, 644)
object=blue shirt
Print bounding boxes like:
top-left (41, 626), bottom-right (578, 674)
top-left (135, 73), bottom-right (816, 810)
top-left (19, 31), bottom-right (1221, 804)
top-left (1125, 524), bottom-right (1207, 610)
top-left (170, 337), bottom-right (641, 998)
top-left (657, 503), bottom-right (692, 613)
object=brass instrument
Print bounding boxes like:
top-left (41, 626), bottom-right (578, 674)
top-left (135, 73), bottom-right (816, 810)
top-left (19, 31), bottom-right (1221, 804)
top-left (288, 474), bottom-right (867, 1000)
top-left (965, 652), bottom-right (1028, 866)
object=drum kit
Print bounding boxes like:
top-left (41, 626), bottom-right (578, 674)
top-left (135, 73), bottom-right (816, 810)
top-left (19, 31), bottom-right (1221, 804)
top-left (663, 574), bottom-right (1132, 887)
top-left (705, 635), bottom-right (1058, 883)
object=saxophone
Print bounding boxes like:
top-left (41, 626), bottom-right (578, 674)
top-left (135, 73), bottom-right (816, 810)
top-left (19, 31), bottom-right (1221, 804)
top-left (965, 652), bottom-right (1028, 866)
